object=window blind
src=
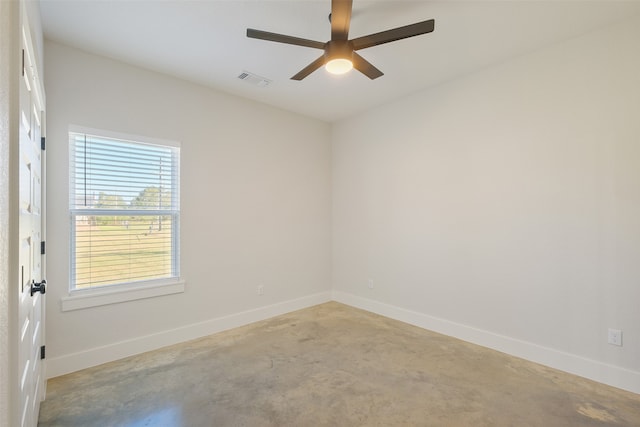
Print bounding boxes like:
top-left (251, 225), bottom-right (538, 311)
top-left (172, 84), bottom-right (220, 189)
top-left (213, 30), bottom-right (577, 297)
top-left (69, 131), bottom-right (180, 290)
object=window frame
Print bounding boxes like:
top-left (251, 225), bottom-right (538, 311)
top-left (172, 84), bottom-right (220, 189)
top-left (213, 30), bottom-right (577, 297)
top-left (64, 125), bottom-right (184, 311)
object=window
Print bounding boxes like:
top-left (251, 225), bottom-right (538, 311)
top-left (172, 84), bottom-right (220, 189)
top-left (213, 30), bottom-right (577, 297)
top-left (69, 128), bottom-right (180, 294)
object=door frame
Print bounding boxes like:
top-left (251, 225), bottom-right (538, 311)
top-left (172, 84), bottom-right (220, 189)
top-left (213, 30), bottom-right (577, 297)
top-left (0, 0), bottom-right (21, 425)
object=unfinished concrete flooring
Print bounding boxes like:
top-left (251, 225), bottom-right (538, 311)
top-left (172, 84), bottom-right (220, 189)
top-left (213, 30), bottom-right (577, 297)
top-left (39, 302), bottom-right (640, 426)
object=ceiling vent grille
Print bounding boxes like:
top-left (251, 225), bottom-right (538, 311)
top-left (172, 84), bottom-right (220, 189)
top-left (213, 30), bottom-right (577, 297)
top-left (238, 71), bottom-right (272, 87)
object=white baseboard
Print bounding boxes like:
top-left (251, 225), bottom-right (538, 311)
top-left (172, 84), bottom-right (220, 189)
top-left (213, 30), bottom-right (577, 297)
top-left (332, 290), bottom-right (640, 395)
top-left (46, 291), bottom-right (332, 379)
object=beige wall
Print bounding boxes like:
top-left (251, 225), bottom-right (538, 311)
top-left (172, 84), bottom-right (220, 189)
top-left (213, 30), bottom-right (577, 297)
top-left (332, 16), bottom-right (640, 392)
top-left (44, 41), bottom-right (332, 376)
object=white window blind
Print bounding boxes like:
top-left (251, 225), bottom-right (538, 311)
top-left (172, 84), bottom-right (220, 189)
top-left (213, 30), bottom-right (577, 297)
top-left (69, 130), bottom-right (180, 290)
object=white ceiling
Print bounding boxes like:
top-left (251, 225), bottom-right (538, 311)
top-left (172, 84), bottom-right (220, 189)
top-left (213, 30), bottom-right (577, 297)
top-left (39, 1), bottom-right (640, 122)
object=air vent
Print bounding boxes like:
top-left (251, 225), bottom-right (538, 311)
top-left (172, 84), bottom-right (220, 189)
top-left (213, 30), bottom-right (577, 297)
top-left (238, 71), bottom-right (272, 87)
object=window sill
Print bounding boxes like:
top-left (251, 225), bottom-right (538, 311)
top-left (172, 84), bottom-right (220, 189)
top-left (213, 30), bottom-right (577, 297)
top-left (60, 279), bottom-right (185, 312)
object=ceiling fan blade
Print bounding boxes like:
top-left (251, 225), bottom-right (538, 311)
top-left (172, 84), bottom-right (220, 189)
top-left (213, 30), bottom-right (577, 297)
top-left (351, 19), bottom-right (435, 51)
top-left (291, 55), bottom-right (326, 80)
top-left (247, 28), bottom-right (325, 50)
top-left (331, 0), bottom-right (353, 41)
top-left (352, 52), bottom-right (383, 80)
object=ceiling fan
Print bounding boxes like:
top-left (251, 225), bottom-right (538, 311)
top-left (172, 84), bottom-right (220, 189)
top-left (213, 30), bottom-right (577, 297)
top-left (246, 0), bottom-right (435, 80)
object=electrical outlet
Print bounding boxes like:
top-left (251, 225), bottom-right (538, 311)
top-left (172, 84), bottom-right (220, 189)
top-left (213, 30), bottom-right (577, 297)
top-left (608, 328), bottom-right (622, 346)
top-left (367, 279), bottom-right (374, 290)
top-left (257, 285), bottom-right (264, 296)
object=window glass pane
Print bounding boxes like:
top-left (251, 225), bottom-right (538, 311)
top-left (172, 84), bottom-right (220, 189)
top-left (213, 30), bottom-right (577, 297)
top-left (70, 133), bottom-right (179, 210)
top-left (73, 215), bottom-right (175, 289)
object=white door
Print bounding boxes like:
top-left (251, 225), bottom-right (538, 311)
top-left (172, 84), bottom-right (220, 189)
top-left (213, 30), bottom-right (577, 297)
top-left (18, 21), bottom-right (46, 427)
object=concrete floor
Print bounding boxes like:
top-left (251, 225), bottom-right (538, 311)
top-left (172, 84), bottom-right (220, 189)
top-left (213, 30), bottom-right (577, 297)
top-left (39, 302), bottom-right (640, 426)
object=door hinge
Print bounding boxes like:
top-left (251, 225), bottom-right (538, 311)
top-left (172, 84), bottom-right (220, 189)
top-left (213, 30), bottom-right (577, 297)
top-left (41, 241), bottom-right (45, 255)
top-left (41, 136), bottom-right (46, 151)
top-left (40, 345), bottom-right (45, 360)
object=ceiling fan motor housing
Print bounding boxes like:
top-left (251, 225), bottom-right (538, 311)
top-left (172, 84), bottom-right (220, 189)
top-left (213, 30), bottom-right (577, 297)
top-left (324, 40), bottom-right (354, 64)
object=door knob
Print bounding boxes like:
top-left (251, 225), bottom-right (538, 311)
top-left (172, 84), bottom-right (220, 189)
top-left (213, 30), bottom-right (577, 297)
top-left (30, 279), bottom-right (46, 296)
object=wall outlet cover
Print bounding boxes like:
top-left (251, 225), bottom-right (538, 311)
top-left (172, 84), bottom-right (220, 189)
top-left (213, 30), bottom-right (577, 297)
top-left (607, 328), bottom-right (622, 346)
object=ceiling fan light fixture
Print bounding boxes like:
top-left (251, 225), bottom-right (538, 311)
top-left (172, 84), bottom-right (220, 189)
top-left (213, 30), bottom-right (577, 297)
top-left (325, 58), bottom-right (353, 75)
top-left (324, 40), bottom-right (354, 75)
